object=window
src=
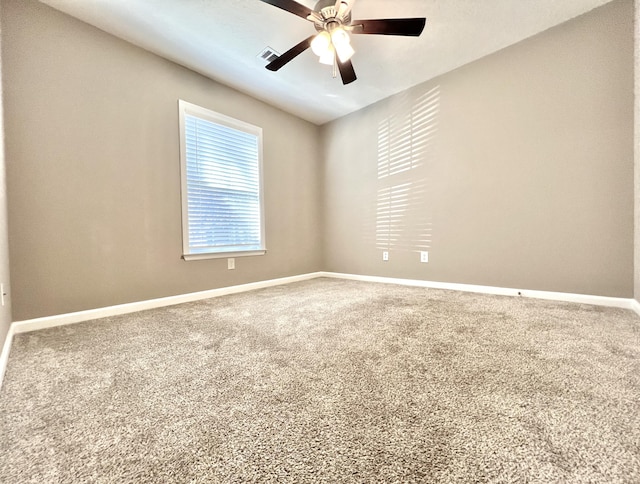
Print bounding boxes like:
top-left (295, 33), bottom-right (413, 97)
top-left (179, 100), bottom-right (265, 260)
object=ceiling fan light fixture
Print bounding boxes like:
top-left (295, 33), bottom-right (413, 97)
top-left (334, 42), bottom-right (354, 63)
top-left (318, 45), bottom-right (335, 65)
top-left (311, 31), bottom-right (332, 57)
top-left (331, 27), bottom-right (354, 63)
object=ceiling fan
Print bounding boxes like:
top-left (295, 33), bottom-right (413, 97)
top-left (259, 0), bottom-right (426, 85)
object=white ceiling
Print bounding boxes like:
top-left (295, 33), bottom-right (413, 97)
top-left (39, 0), bottom-right (614, 125)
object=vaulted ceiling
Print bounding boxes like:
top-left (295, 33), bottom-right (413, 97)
top-left (39, 0), bottom-right (614, 124)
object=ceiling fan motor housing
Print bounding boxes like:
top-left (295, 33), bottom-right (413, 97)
top-left (313, 0), bottom-right (352, 31)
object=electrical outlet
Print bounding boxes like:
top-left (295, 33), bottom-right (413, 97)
top-left (420, 251), bottom-right (429, 263)
top-left (227, 258), bottom-right (235, 270)
top-left (382, 251), bottom-right (389, 261)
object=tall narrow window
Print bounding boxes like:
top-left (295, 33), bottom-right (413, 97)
top-left (179, 100), bottom-right (265, 260)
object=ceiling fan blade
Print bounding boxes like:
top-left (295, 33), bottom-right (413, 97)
top-left (351, 18), bottom-right (426, 36)
top-left (266, 36), bottom-right (315, 71)
top-left (337, 58), bottom-right (357, 85)
top-left (334, 0), bottom-right (353, 20)
top-left (258, 0), bottom-right (314, 20)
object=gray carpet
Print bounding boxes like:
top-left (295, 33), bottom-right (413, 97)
top-left (0, 278), bottom-right (639, 483)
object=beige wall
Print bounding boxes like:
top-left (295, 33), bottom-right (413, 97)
top-left (635, 0), bottom-right (640, 302)
top-left (322, 0), bottom-right (634, 297)
top-left (0, 3), bottom-right (10, 343)
top-left (2, 0), bottom-right (322, 321)
top-left (1, 0), bottom-right (636, 322)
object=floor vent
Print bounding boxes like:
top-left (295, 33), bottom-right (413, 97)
top-left (257, 47), bottom-right (280, 64)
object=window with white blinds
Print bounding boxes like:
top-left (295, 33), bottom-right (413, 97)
top-left (178, 100), bottom-right (265, 260)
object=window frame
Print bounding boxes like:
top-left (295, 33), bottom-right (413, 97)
top-left (178, 99), bottom-right (266, 261)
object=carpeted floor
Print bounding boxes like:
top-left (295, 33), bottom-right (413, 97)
top-left (0, 278), bottom-right (639, 483)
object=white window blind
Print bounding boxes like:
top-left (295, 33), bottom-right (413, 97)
top-left (179, 100), bottom-right (265, 260)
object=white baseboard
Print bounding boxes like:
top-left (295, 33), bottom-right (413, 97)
top-left (631, 299), bottom-right (640, 317)
top-left (0, 324), bottom-right (14, 390)
top-left (0, 272), bottom-right (640, 387)
top-left (2, 271), bottom-right (638, 392)
top-left (12, 272), bottom-right (323, 335)
top-left (11, 272), bottom-right (638, 336)
top-left (318, 272), bottom-right (636, 310)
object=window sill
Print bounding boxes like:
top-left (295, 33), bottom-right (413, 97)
top-left (182, 250), bottom-right (266, 261)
